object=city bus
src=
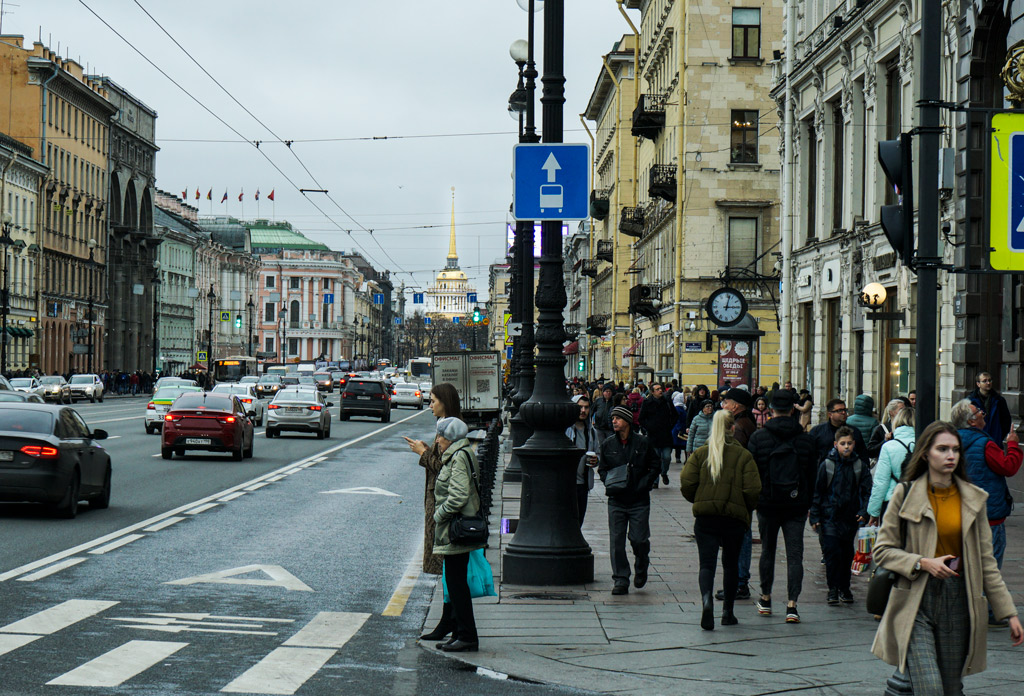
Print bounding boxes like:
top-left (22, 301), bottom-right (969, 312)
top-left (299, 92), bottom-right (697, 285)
top-left (406, 357), bottom-right (432, 380)
top-left (213, 356), bottom-right (257, 383)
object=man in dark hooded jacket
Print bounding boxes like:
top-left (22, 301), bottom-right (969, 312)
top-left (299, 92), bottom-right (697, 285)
top-left (844, 394), bottom-right (879, 445)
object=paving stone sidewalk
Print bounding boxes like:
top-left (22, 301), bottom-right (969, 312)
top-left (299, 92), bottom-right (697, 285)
top-left (420, 439), bottom-right (1024, 695)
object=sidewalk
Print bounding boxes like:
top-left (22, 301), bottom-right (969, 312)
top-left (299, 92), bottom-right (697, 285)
top-left (421, 440), bottom-right (1024, 695)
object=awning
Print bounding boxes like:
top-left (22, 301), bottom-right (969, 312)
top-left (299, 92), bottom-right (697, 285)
top-left (623, 341), bottom-right (641, 357)
top-left (3, 326), bottom-right (29, 337)
top-left (561, 340), bottom-right (579, 355)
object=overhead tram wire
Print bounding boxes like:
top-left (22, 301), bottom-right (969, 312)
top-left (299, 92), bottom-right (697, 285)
top-left (77, 0), bottom-right (388, 271)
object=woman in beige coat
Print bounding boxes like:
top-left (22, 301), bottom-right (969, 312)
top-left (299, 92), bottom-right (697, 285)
top-left (404, 383), bottom-right (461, 640)
top-left (872, 421), bottom-right (1022, 695)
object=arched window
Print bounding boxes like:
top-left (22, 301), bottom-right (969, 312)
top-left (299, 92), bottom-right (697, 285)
top-left (290, 300), bottom-right (300, 324)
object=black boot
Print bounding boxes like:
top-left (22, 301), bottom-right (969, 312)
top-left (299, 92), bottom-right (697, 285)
top-left (721, 600), bottom-right (738, 626)
top-left (701, 592), bottom-right (715, 631)
top-left (420, 602), bottom-right (454, 641)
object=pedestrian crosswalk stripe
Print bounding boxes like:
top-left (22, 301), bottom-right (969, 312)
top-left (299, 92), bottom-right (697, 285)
top-left (220, 647), bottom-right (336, 695)
top-left (46, 639), bottom-right (188, 687)
top-left (16, 557), bottom-right (89, 582)
top-left (0, 634), bottom-right (40, 657)
top-left (0, 599), bottom-right (119, 634)
top-left (89, 534), bottom-right (146, 555)
top-left (282, 611), bottom-right (369, 649)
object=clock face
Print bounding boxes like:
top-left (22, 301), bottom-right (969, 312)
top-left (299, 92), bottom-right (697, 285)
top-left (707, 288), bottom-right (747, 327)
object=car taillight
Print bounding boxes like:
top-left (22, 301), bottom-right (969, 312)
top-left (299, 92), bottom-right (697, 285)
top-left (241, 398), bottom-right (252, 404)
top-left (308, 405), bottom-right (322, 411)
top-left (218, 416), bottom-right (236, 424)
top-left (21, 445), bottom-right (59, 458)
top-left (342, 392), bottom-right (350, 398)
top-left (147, 402), bottom-right (156, 409)
top-left (164, 414), bottom-right (182, 422)
top-left (268, 404), bottom-right (280, 409)
top-left (415, 391), bottom-right (421, 397)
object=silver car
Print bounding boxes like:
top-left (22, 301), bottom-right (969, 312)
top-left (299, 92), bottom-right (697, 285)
top-left (418, 381), bottom-right (432, 402)
top-left (392, 383), bottom-right (424, 409)
top-left (266, 388), bottom-right (332, 439)
top-left (68, 374), bottom-right (104, 403)
top-left (10, 377), bottom-right (44, 397)
top-left (38, 376), bottom-right (71, 403)
top-left (212, 383), bottom-right (267, 426)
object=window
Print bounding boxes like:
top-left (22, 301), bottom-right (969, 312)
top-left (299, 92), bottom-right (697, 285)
top-left (265, 275), bottom-right (275, 288)
top-left (323, 279), bottom-right (331, 290)
top-left (289, 300), bottom-right (300, 323)
top-left (264, 302), bottom-right (275, 323)
top-left (288, 338), bottom-right (299, 356)
top-left (727, 217), bottom-right (758, 271)
top-left (832, 104), bottom-right (844, 232)
top-left (730, 110), bottom-right (758, 163)
top-left (731, 8), bottom-right (761, 59)
top-left (289, 277), bottom-right (300, 289)
top-left (265, 336), bottom-right (275, 352)
top-left (884, 60), bottom-right (901, 206)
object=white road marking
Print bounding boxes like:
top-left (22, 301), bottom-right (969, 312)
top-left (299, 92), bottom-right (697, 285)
top-left (16, 557), bottom-right (88, 582)
top-left (184, 502), bottom-right (219, 515)
top-left (221, 647), bottom-right (336, 694)
top-left (106, 435), bottom-right (122, 440)
top-left (244, 482), bottom-right (269, 491)
top-left (283, 611), bottom-right (369, 649)
top-left (88, 534), bottom-right (145, 555)
top-left (165, 564), bottom-right (313, 592)
top-left (88, 415), bottom-right (145, 424)
top-left (151, 613), bottom-right (294, 623)
top-left (46, 639), bottom-right (188, 687)
top-left (0, 599), bottom-right (119, 634)
top-left (322, 486), bottom-right (399, 497)
top-left (0, 633), bottom-right (40, 656)
top-left (0, 409), bottom-right (429, 582)
top-left (266, 475), bottom-right (285, 482)
top-left (109, 615), bottom-right (280, 636)
top-left (218, 491), bottom-right (246, 502)
top-left (382, 540), bottom-right (423, 617)
top-left (144, 516), bottom-right (185, 532)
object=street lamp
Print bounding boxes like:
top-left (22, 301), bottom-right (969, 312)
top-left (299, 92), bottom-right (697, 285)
top-left (246, 294), bottom-right (255, 358)
top-left (206, 284), bottom-right (216, 379)
top-left (504, 0), bottom-right (594, 586)
top-left (0, 212), bottom-right (13, 376)
top-left (87, 238), bottom-right (97, 375)
top-left (152, 261), bottom-right (162, 374)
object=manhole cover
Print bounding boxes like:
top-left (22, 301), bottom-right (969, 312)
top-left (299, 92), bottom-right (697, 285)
top-left (508, 592), bottom-right (588, 601)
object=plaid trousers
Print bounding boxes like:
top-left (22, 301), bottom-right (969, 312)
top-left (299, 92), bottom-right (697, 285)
top-left (906, 575), bottom-right (970, 696)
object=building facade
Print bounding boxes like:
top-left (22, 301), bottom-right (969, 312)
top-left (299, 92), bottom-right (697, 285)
top-left (153, 191), bottom-right (201, 374)
top-left (425, 190), bottom-right (476, 321)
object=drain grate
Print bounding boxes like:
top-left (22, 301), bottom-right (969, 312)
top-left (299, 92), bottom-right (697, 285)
top-left (508, 592), bottom-right (588, 601)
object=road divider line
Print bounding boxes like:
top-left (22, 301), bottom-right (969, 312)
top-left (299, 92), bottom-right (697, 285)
top-left (46, 639), bottom-right (189, 687)
top-left (0, 599), bottom-right (119, 634)
top-left (143, 517), bottom-right (185, 532)
top-left (266, 475), bottom-right (285, 482)
top-left (88, 534), bottom-right (145, 555)
top-left (88, 415), bottom-right (145, 424)
top-left (382, 540), bottom-right (424, 617)
top-left (218, 492), bottom-right (246, 502)
top-left (16, 557), bottom-right (89, 582)
top-left (185, 503), bottom-right (219, 515)
top-left (220, 646), bottom-right (335, 694)
top-left (0, 409), bottom-right (430, 583)
top-left (244, 482), bottom-right (269, 492)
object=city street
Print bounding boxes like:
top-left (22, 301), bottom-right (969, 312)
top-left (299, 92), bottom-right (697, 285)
top-left (0, 398), bottom-right (590, 696)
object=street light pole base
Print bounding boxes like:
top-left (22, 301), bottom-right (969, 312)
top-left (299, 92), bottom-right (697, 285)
top-left (503, 411), bottom-right (531, 482)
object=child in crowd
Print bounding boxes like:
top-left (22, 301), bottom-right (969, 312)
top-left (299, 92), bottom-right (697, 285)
top-left (809, 426), bottom-right (871, 605)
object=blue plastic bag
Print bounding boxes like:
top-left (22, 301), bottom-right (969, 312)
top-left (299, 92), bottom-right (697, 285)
top-left (442, 548), bottom-right (496, 602)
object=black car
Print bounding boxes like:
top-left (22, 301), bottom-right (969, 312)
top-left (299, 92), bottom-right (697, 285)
top-left (0, 403), bottom-right (111, 518)
top-left (255, 374), bottom-right (284, 399)
top-left (339, 379), bottom-right (391, 422)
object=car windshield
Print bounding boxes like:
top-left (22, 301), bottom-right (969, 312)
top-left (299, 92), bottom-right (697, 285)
top-left (154, 387), bottom-right (199, 400)
top-left (240, 376), bottom-right (258, 383)
top-left (346, 381), bottom-right (383, 395)
top-left (314, 373), bottom-right (331, 380)
top-left (40, 377), bottom-right (62, 385)
top-left (396, 384), bottom-right (418, 391)
top-left (0, 409), bottom-right (53, 433)
top-left (10, 379), bottom-right (34, 387)
top-left (258, 375), bottom-right (282, 383)
top-left (69, 375), bottom-right (94, 384)
top-left (171, 394), bottom-right (234, 411)
top-left (273, 389), bottom-right (316, 402)
top-left (213, 385), bottom-right (250, 395)
top-left (297, 376), bottom-right (316, 384)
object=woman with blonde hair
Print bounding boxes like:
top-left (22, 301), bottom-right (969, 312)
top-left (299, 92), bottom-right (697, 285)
top-left (680, 410), bottom-right (761, 630)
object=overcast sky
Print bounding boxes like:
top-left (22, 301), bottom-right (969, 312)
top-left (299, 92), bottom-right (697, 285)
top-left (3, 0), bottom-right (635, 304)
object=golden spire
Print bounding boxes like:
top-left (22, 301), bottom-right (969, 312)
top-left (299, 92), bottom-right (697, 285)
top-left (447, 186), bottom-right (458, 261)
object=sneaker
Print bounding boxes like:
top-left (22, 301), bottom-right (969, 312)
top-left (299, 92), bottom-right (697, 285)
top-left (661, 473), bottom-right (669, 485)
top-left (785, 606), bottom-right (801, 623)
top-left (827, 589), bottom-right (840, 606)
top-left (612, 584), bottom-right (629, 596)
top-left (735, 585), bottom-right (751, 600)
top-left (839, 589), bottom-right (854, 604)
top-left (755, 597), bottom-right (772, 616)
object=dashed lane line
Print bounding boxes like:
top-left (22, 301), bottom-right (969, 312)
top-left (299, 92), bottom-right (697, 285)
top-left (88, 534), bottom-right (146, 555)
top-left (15, 558), bottom-right (89, 582)
top-left (185, 503), bottom-right (219, 515)
top-left (143, 517), bottom-right (184, 532)
top-left (0, 409), bottom-right (429, 583)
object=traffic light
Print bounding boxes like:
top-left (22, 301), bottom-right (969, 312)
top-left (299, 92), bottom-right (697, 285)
top-left (878, 133), bottom-right (915, 267)
top-left (472, 308), bottom-right (482, 324)
top-left (234, 314), bottom-right (243, 329)
top-left (577, 356), bottom-right (586, 373)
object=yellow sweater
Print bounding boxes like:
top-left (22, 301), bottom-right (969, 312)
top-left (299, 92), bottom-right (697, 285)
top-left (928, 483), bottom-right (963, 560)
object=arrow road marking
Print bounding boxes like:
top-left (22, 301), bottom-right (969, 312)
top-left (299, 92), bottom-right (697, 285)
top-left (165, 564), bottom-right (313, 592)
top-left (542, 152), bottom-right (561, 182)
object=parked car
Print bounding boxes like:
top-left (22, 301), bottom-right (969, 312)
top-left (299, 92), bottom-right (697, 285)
top-left (339, 378), bottom-right (391, 422)
top-left (0, 392), bottom-right (46, 403)
top-left (266, 388), bottom-right (333, 439)
top-left (0, 403), bottom-right (111, 518)
top-left (38, 376), bottom-right (72, 404)
top-left (392, 383), bottom-right (424, 410)
top-left (312, 372), bottom-right (334, 393)
top-left (10, 377), bottom-right (44, 397)
top-left (145, 385), bottom-right (203, 434)
top-left (255, 374), bottom-right (284, 399)
top-left (160, 392), bottom-right (255, 460)
top-left (68, 374), bottom-right (104, 403)
top-left (211, 383), bottom-right (267, 426)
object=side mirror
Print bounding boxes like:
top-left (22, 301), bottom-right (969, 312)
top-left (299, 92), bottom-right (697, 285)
top-left (326, 402), bottom-right (334, 407)
top-left (247, 410), bottom-right (257, 418)
top-left (92, 429), bottom-right (108, 440)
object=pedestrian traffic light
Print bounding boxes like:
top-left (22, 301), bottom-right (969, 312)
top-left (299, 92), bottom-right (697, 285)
top-left (577, 356), bottom-right (586, 373)
top-left (234, 314), bottom-right (242, 329)
top-left (878, 133), bottom-right (915, 268)
top-left (472, 308), bottom-right (482, 324)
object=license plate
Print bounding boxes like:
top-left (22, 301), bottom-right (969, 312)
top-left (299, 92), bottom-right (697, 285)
top-left (286, 407), bottom-right (302, 413)
top-left (185, 438), bottom-right (211, 445)
top-left (0, 451), bottom-right (12, 461)
top-left (357, 396), bottom-right (371, 400)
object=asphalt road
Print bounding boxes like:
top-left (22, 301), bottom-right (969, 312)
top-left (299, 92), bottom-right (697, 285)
top-left (0, 394), bottom-right (592, 696)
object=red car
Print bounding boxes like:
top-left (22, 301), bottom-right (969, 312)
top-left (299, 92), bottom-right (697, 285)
top-left (161, 392), bottom-right (255, 461)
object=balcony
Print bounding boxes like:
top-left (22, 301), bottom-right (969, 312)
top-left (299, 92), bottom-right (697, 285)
top-left (628, 284), bottom-right (661, 319)
top-left (596, 240), bottom-right (614, 262)
top-left (631, 94), bottom-right (666, 140)
top-left (589, 189), bottom-right (610, 220)
top-left (581, 260), bottom-right (598, 278)
top-left (619, 207), bottom-right (644, 238)
top-left (586, 314), bottom-right (608, 336)
top-left (649, 164), bottom-right (677, 203)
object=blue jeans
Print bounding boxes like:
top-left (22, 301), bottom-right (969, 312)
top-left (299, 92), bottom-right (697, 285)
top-left (738, 528), bottom-right (752, 586)
top-left (654, 447), bottom-right (671, 478)
top-left (991, 522), bottom-right (1006, 570)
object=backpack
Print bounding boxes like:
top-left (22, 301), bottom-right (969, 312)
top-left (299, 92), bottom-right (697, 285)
top-left (766, 439), bottom-right (804, 505)
top-left (889, 439), bottom-right (912, 484)
top-left (823, 458), bottom-right (864, 490)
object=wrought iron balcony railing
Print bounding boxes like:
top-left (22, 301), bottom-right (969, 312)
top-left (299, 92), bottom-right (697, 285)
top-left (649, 164), bottom-right (677, 203)
top-left (631, 94), bottom-right (666, 140)
top-left (619, 207), bottom-right (644, 238)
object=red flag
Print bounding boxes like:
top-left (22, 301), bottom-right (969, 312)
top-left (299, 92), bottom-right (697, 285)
top-left (255, 188), bottom-right (260, 201)
top-left (206, 189), bottom-right (212, 201)
top-left (268, 189), bottom-right (275, 202)
top-left (195, 188), bottom-right (200, 200)
top-left (220, 190), bottom-right (228, 203)
top-left (238, 189), bottom-right (244, 202)
top-left (182, 188), bottom-right (188, 200)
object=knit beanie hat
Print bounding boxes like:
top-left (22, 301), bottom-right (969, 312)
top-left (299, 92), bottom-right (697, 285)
top-left (610, 406), bottom-right (634, 423)
top-left (436, 417), bottom-right (468, 441)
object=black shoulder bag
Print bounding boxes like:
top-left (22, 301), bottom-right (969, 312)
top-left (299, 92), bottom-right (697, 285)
top-left (448, 448), bottom-right (488, 545)
top-left (865, 482), bottom-right (909, 616)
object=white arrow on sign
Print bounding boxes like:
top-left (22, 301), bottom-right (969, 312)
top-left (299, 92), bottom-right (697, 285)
top-left (542, 153), bottom-right (561, 183)
top-left (507, 322), bottom-right (523, 337)
top-left (321, 487), bottom-right (399, 497)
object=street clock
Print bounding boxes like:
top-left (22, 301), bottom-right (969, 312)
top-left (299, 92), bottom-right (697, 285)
top-left (705, 287), bottom-right (748, 328)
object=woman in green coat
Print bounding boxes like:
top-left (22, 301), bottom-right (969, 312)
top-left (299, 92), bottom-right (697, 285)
top-left (432, 416), bottom-right (485, 652)
top-left (680, 409), bottom-right (761, 630)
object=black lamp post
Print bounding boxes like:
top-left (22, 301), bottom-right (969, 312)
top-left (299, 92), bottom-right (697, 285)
top-left (505, 0), bottom-right (540, 483)
top-left (206, 284), bottom-right (215, 379)
top-left (246, 295), bottom-right (255, 357)
top-left (87, 238), bottom-right (97, 375)
top-left (152, 261), bottom-right (161, 374)
top-left (0, 213), bottom-right (13, 376)
top-left (503, 0), bottom-right (594, 585)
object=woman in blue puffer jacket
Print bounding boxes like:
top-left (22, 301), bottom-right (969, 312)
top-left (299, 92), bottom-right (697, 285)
top-left (867, 407), bottom-right (915, 523)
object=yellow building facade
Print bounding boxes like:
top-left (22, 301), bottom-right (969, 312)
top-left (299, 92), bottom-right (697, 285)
top-left (425, 188), bottom-right (476, 321)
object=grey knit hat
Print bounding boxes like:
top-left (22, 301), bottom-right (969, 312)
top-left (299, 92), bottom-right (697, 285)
top-left (610, 406), bottom-right (634, 423)
top-left (436, 417), bottom-right (468, 441)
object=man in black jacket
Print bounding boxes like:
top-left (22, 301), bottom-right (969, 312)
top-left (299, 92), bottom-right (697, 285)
top-left (598, 406), bottom-right (662, 595)
top-left (808, 399), bottom-right (868, 463)
top-left (745, 391), bottom-right (819, 623)
top-left (639, 383), bottom-right (676, 487)
top-left (591, 384), bottom-right (616, 442)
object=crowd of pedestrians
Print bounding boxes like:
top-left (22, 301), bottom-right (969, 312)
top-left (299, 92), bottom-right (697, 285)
top-left (566, 372), bottom-right (1024, 694)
